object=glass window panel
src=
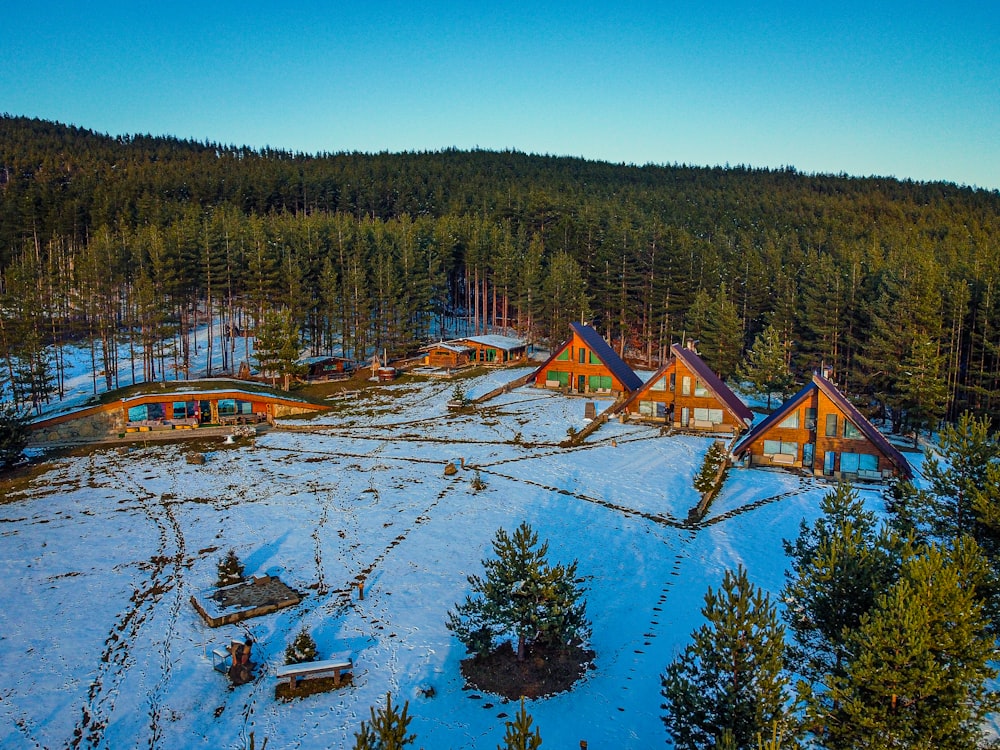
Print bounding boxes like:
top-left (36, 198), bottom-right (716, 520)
top-left (843, 420), bottom-right (862, 439)
top-left (825, 413), bottom-right (838, 437)
top-left (840, 453), bottom-right (861, 473)
top-left (779, 410), bottom-right (799, 429)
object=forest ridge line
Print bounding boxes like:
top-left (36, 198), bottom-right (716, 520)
top-left (1, 114), bottom-right (999, 436)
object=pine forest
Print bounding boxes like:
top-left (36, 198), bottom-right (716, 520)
top-left (2, 115), bottom-right (999, 433)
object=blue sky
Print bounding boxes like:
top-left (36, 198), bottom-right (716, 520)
top-left (3, 2), bottom-right (998, 189)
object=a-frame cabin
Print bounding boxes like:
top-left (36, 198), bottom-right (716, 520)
top-left (732, 371), bottom-right (912, 481)
top-left (530, 322), bottom-right (643, 396)
top-left (621, 342), bottom-right (753, 434)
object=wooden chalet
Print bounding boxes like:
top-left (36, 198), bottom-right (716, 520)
top-left (732, 372), bottom-right (912, 481)
top-left (454, 335), bottom-right (528, 365)
top-left (420, 341), bottom-right (474, 369)
top-left (299, 356), bottom-right (354, 382)
top-left (621, 343), bottom-right (753, 434)
top-left (530, 322), bottom-right (643, 396)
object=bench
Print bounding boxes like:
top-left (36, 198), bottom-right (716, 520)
top-left (768, 453), bottom-right (796, 466)
top-left (275, 652), bottom-right (353, 689)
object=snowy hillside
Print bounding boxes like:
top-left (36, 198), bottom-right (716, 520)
top-left (0, 366), bottom-right (887, 749)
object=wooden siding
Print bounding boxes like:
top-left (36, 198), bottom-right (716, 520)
top-left (424, 346), bottom-right (471, 368)
top-left (537, 331), bottom-right (628, 395)
top-left (739, 386), bottom-right (901, 479)
top-left (625, 359), bottom-right (745, 433)
top-left (461, 340), bottom-right (526, 364)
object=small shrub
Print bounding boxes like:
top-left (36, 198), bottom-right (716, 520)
top-left (471, 469), bottom-right (486, 492)
top-left (216, 549), bottom-right (245, 587)
top-left (694, 442), bottom-right (727, 494)
top-left (352, 692), bottom-right (416, 750)
top-left (285, 629), bottom-right (318, 665)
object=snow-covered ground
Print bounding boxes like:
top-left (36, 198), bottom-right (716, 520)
top-left (0, 361), bottom-right (900, 750)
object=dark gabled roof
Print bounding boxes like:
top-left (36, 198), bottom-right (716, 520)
top-left (616, 344), bottom-right (753, 424)
top-left (528, 323), bottom-right (642, 392)
top-left (672, 344), bottom-right (754, 423)
top-left (733, 373), bottom-right (913, 479)
top-left (732, 382), bottom-right (814, 456)
top-left (570, 322), bottom-right (643, 392)
top-left (812, 373), bottom-right (913, 479)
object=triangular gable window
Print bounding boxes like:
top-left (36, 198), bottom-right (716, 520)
top-left (779, 411), bottom-right (799, 429)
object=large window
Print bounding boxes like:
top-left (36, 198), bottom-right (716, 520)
top-left (556, 349), bottom-right (570, 361)
top-left (650, 376), bottom-right (667, 391)
top-left (588, 374), bottom-right (612, 390)
top-left (173, 401), bottom-right (196, 419)
top-left (779, 410), bottom-right (799, 429)
top-left (693, 408), bottom-right (724, 424)
top-left (825, 413), bottom-right (838, 437)
top-left (840, 452), bottom-right (878, 474)
top-left (127, 403), bottom-right (165, 422)
top-left (843, 420), bottom-right (862, 439)
top-left (218, 399), bottom-right (253, 416)
top-left (763, 439), bottom-right (798, 457)
top-left (805, 408), bottom-right (817, 430)
top-left (578, 348), bottom-right (586, 363)
top-left (589, 351), bottom-right (601, 364)
top-left (694, 380), bottom-right (708, 397)
top-left (682, 376), bottom-right (691, 396)
top-left (546, 370), bottom-right (570, 386)
top-left (639, 401), bottom-right (668, 418)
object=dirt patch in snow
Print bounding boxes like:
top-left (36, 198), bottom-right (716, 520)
top-left (460, 641), bottom-right (595, 699)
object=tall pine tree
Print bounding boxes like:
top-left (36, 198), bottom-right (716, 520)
top-left (661, 566), bottom-right (794, 750)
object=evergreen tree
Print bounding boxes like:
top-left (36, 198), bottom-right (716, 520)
top-left (896, 337), bottom-right (947, 444)
top-left (254, 309), bottom-right (303, 390)
top-left (0, 402), bottom-right (31, 470)
top-left (815, 543), bottom-right (999, 750)
top-left (285, 629), bottom-right (318, 664)
top-left (694, 441), bottom-right (727, 494)
top-left (352, 692), bottom-right (417, 750)
top-left (782, 484), bottom-right (899, 682)
top-left (216, 549), bottom-right (245, 587)
top-left (738, 323), bottom-right (793, 409)
top-left (697, 283), bottom-right (743, 380)
top-left (895, 412), bottom-right (1000, 559)
top-left (498, 698), bottom-right (543, 750)
top-left (447, 521), bottom-right (590, 661)
top-left (661, 566), bottom-right (794, 750)
top-left (543, 251), bottom-right (589, 342)
top-left (683, 289), bottom-right (712, 351)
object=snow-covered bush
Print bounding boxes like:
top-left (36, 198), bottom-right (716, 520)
top-left (285, 628), bottom-right (318, 665)
top-left (216, 549), bottom-right (245, 587)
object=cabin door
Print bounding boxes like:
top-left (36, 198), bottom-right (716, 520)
top-left (577, 374), bottom-right (586, 393)
top-left (823, 451), bottom-right (836, 475)
top-left (681, 407), bottom-right (689, 427)
top-left (802, 443), bottom-right (815, 467)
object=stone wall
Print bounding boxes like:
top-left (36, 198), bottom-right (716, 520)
top-left (29, 409), bottom-right (123, 444)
